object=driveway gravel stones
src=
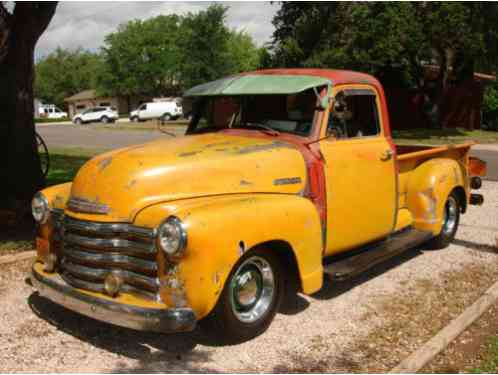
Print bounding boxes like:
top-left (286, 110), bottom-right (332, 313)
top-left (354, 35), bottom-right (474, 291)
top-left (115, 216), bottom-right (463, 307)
top-left (0, 182), bottom-right (497, 373)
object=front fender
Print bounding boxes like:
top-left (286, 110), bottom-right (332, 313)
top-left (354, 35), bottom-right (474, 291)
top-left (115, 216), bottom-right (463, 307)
top-left (406, 158), bottom-right (467, 235)
top-left (134, 194), bottom-right (323, 319)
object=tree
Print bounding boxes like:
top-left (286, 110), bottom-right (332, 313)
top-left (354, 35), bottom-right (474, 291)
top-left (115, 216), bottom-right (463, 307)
top-left (177, 4), bottom-right (232, 89)
top-left (98, 14), bottom-right (182, 103)
top-left (0, 2), bottom-right (57, 212)
top-left (226, 30), bottom-right (260, 73)
top-left (35, 47), bottom-right (102, 109)
top-left (271, 2), bottom-right (498, 119)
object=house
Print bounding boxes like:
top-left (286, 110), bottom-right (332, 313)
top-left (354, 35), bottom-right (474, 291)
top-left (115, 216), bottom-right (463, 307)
top-left (64, 90), bottom-right (150, 117)
top-left (380, 66), bottom-right (496, 131)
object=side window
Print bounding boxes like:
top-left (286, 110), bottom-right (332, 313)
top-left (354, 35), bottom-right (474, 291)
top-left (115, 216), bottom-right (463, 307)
top-left (327, 90), bottom-right (380, 139)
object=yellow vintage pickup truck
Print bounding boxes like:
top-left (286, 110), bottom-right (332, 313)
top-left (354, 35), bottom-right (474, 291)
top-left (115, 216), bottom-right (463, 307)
top-left (31, 69), bottom-right (486, 342)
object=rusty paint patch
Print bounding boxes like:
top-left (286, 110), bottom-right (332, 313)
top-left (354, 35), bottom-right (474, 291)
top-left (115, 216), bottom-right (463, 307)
top-left (178, 151), bottom-right (201, 157)
top-left (239, 180), bottom-right (253, 186)
top-left (161, 264), bottom-right (188, 308)
top-left (274, 177), bottom-right (302, 186)
top-left (204, 141), bottom-right (233, 148)
top-left (54, 195), bottom-right (65, 207)
top-left (125, 179), bottom-right (137, 190)
top-left (232, 141), bottom-right (292, 155)
top-left (238, 241), bottom-right (246, 255)
top-left (420, 188), bottom-right (437, 221)
top-left (98, 157), bottom-right (112, 172)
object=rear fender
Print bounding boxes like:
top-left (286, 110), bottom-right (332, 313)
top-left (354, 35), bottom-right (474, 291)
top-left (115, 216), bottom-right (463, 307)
top-left (134, 194), bottom-right (323, 319)
top-left (405, 158), bottom-right (467, 235)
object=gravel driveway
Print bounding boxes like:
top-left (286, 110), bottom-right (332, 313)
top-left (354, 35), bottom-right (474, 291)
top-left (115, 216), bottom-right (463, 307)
top-left (1, 182), bottom-right (497, 373)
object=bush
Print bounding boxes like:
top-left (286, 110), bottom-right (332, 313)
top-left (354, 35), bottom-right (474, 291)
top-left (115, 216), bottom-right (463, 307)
top-left (483, 81), bottom-right (498, 114)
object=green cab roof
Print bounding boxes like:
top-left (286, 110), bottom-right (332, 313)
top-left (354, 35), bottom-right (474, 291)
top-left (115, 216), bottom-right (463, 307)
top-left (183, 74), bottom-right (332, 97)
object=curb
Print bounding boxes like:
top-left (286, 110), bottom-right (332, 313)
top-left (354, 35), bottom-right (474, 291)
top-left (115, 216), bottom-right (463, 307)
top-left (0, 251), bottom-right (36, 265)
top-left (390, 279), bottom-right (498, 373)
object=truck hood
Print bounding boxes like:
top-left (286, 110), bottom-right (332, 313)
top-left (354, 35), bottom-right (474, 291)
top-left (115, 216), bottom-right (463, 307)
top-left (68, 133), bottom-right (307, 222)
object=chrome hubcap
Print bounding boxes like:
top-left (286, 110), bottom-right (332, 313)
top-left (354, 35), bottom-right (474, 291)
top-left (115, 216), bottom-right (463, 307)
top-left (442, 196), bottom-right (458, 236)
top-left (230, 256), bottom-right (275, 323)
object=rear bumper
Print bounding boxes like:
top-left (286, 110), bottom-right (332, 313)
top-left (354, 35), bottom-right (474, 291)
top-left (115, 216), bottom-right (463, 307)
top-left (31, 265), bottom-right (196, 333)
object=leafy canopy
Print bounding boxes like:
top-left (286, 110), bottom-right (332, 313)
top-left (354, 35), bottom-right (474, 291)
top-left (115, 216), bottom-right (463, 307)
top-left (271, 2), bottom-right (498, 88)
top-left (35, 47), bottom-right (103, 108)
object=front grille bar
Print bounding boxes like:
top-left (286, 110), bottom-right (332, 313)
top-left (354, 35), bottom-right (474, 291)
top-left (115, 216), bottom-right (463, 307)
top-left (63, 216), bottom-right (155, 239)
top-left (64, 232), bottom-right (156, 258)
top-left (63, 246), bottom-right (158, 274)
top-left (60, 272), bottom-right (158, 301)
top-left (62, 260), bottom-right (159, 291)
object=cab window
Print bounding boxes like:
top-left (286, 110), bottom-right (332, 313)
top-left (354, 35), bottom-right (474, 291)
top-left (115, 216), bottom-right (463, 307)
top-left (327, 89), bottom-right (380, 139)
top-left (187, 89), bottom-right (320, 136)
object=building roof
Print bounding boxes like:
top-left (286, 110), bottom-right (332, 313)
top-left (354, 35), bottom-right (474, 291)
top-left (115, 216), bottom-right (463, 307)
top-left (64, 89), bottom-right (97, 102)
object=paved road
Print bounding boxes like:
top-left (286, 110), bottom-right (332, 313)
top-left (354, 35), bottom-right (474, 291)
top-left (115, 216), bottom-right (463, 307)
top-left (471, 149), bottom-right (498, 181)
top-left (36, 123), bottom-right (175, 150)
top-left (37, 124), bottom-right (498, 180)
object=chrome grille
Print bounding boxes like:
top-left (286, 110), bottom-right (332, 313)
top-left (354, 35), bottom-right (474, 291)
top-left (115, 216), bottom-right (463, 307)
top-left (52, 213), bottom-right (159, 301)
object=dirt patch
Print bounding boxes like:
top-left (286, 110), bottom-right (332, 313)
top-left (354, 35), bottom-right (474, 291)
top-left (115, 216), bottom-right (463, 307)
top-left (421, 302), bottom-right (498, 373)
top-left (338, 261), bottom-right (498, 373)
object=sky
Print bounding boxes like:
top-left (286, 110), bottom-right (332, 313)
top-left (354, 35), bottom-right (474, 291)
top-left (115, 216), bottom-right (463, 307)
top-left (36, 1), bottom-right (279, 59)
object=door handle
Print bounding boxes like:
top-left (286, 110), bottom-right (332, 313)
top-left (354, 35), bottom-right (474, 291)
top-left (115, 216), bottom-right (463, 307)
top-left (380, 149), bottom-right (393, 161)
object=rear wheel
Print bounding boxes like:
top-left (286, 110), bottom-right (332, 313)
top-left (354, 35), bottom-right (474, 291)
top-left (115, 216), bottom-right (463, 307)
top-left (201, 249), bottom-right (283, 343)
top-left (428, 192), bottom-right (460, 249)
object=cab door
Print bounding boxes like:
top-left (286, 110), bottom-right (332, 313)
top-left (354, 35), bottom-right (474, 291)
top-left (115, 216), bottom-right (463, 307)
top-left (319, 87), bottom-right (396, 256)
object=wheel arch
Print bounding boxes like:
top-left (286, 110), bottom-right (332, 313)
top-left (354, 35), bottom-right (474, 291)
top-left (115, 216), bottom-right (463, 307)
top-left (134, 194), bottom-right (324, 319)
top-left (250, 239), bottom-right (302, 293)
top-left (405, 157), bottom-right (467, 235)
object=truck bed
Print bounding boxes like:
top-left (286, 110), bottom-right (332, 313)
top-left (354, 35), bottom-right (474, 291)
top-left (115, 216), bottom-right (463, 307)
top-left (393, 142), bottom-right (476, 231)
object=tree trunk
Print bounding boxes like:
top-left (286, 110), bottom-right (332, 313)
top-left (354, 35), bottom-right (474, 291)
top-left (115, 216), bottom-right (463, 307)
top-left (0, 3), bottom-right (57, 213)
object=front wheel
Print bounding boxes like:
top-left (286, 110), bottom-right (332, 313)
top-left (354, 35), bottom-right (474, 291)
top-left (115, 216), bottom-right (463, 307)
top-left (101, 116), bottom-right (110, 124)
top-left (161, 113), bottom-right (172, 122)
top-left (428, 192), bottom-right (460, 249)
top-left (201, 250), bottom-right (283, 343)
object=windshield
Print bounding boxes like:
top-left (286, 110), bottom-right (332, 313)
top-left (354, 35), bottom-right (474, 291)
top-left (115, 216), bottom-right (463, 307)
top-left (186, 89), bottom-right (319, 137)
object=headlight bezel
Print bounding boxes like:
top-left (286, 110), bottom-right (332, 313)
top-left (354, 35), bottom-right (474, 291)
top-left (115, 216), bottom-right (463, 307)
top-left (32, 192), bottom-right (50, 224)
top-left (156, 216), bottom-right (187, 259)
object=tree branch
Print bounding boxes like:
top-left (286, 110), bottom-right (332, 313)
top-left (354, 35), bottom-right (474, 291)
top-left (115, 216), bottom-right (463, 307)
top-left (0, 2), bottom-right (13, 62)
top-left (13, 2), bottom-right (57, 43)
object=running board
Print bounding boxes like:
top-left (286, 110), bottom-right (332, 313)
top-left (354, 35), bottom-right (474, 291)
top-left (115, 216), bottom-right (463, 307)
top-left (323, 228), bottom-right (433, 281)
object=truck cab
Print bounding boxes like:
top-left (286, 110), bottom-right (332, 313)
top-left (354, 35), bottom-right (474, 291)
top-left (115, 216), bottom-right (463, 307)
top-left (31, 69), bottom-right (486, 342)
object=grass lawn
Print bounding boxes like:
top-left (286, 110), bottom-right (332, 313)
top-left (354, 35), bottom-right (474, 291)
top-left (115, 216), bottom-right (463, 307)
top-left (46, 147), bottom-right (105, 186)
top-left (97, 119), bottom-right (188, 132)
top-left (392, 128), bottom-right (498, 145)
top-left (472, 335), bottom-right (498, 373)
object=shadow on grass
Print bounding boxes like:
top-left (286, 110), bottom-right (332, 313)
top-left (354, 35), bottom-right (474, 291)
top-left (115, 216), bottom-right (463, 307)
top-left (392, 127), bottom-right (498, 145)
top-left (0, 218), bottom-right (35, 255)
top-left (46, 152), bottom-right (92, 186)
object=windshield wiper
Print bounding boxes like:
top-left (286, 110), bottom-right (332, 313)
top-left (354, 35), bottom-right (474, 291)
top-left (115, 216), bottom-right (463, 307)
top-left (244, 122), bottom-right (280, 136)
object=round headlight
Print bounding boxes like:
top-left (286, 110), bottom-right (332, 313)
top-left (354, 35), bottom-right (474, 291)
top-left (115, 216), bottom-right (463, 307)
top-left (32, 192), bottom-right (49, 224)
top-left (157, 216), bottom-right (187, 257)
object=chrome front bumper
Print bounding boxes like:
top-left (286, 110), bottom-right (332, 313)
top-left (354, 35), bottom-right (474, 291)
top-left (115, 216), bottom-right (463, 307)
top-left (31, 265), bottom-right (196, 333)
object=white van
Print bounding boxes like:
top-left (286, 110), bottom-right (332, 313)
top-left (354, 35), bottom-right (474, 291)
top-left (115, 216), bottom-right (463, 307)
top-left (129, 101), bottom-right (183, 122)
top-left (38, 104), bottom-right (68, 119)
